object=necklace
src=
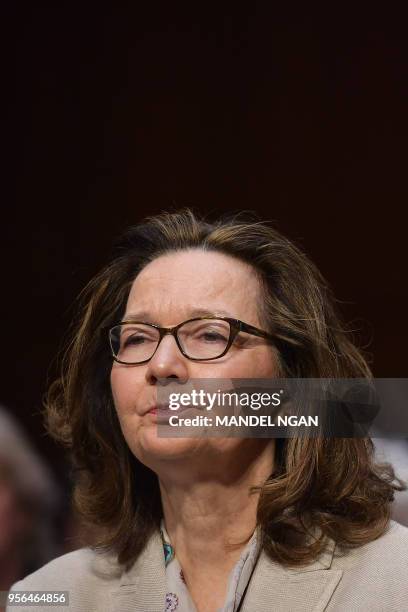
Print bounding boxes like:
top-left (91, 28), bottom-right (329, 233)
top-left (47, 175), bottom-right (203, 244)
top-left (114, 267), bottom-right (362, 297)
top-left (160, 528), bottom-right (175, 566)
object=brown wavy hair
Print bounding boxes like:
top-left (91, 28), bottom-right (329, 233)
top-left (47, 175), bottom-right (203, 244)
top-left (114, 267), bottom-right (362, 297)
top-left (44, 207), bottom-right (405, 569)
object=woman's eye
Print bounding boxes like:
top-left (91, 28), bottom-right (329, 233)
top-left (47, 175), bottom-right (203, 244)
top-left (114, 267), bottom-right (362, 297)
top-left (199, 332), bottom-right (226, 342)
top-left (124, 335), bottom-right (147, 346)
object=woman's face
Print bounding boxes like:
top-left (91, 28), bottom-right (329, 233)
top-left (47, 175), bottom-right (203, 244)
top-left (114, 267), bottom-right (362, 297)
top-left (110, 249), bottom-right (279, 474)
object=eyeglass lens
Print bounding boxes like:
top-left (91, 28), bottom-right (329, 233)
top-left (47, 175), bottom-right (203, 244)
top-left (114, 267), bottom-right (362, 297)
top-left (110, 319), bottom-right (231, 363)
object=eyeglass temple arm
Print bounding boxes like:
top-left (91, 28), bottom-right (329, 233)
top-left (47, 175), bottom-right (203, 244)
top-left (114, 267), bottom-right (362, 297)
top-left (238, 321), bottom-right (274, 340)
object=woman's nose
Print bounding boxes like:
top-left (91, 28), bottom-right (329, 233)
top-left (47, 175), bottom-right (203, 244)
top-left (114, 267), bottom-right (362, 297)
top-left (145, 333), bottom-right (189, 383)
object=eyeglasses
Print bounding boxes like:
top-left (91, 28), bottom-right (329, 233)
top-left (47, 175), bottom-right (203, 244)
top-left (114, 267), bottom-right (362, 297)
top-left (105, 316), bottom-right (275, 365)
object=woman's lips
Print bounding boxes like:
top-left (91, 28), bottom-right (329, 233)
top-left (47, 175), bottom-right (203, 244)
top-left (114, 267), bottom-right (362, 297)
top-left (146, 404), bottom-right (201, 418)
top-left (146, 405), bottom-right (174, 420)
top-left (147, 405), bottom-right (170, 414)
top-left (146, 405), bottom-right (177, 423)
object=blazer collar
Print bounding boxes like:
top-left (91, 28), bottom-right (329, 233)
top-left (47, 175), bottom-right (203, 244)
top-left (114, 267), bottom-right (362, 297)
top-left (240, 537), bottom-right (343, 612)
top-left (110, 529), bottom-right (167, 612)
top-left (110, 528), bottom-right (342, 612)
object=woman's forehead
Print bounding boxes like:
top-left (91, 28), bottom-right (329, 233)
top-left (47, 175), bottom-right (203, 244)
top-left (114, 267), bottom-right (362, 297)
top-left (133, 250), bottom-right (258, 288)
top-left (125, 250), bottom-right (263, 323)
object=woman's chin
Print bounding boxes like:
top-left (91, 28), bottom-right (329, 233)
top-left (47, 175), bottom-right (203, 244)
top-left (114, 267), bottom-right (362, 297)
top-left (131, 425), bottom-right (205, 462)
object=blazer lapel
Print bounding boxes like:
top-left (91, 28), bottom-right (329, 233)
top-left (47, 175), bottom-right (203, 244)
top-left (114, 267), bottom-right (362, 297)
top-left (110, 529), bottom-right (167, 612)
top-left (240, 539), bottom-right (343, 612)
top-left (110, 528), bottom-right (342, 612)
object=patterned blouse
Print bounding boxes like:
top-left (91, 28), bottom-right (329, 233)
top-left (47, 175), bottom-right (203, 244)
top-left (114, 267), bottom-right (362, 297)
top-left (160, 519), bottom-right (261, 612)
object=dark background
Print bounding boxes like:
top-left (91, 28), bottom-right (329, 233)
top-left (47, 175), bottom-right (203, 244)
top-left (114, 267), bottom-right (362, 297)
top-left (3, 5), bottom-right (407, 482)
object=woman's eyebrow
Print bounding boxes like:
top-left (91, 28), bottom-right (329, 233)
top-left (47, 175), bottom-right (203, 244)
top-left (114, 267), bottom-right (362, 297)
top-left (185, 308), bottom-right (233, 318)
top-left (123, 311), bottom-right (158, 323)
top-left (123, 307), bottom-right (233, 323)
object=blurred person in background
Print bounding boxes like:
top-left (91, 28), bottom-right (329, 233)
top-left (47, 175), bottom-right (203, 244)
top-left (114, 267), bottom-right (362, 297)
top-left (0, 406), bottom-right (60, 592)
top-left (374, 438), bottom-right (408, 526)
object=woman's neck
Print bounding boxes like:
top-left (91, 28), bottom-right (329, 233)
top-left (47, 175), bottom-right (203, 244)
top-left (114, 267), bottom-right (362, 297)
top-left (158, 438), bottom-right (274, 571)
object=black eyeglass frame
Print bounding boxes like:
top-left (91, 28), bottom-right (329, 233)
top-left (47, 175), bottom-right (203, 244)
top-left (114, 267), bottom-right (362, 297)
top-left (104, 316), bottom-right (275, 365)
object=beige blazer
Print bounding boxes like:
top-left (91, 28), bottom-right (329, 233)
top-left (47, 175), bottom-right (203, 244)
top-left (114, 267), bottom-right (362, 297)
top-left (7, 520), bottom-right (408, 612)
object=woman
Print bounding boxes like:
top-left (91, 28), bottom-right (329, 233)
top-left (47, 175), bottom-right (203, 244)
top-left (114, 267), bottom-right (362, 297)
top-left (8, 208), bottom-right (408, 612)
